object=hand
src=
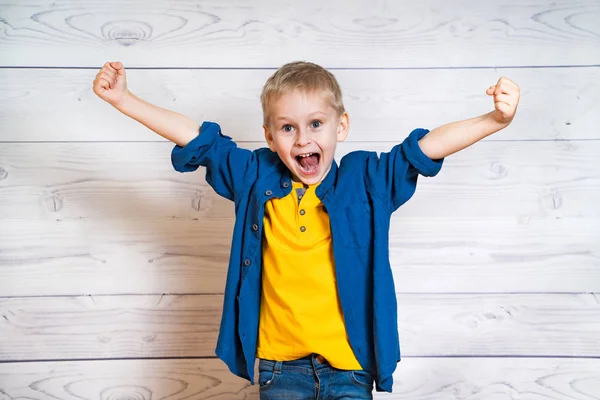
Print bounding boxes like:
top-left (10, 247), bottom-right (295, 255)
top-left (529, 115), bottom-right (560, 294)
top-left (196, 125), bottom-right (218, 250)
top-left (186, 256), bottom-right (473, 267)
top-left (93, 61), bottom-right (129, 108)
top-left (486, 77), bottom-right (520, 125)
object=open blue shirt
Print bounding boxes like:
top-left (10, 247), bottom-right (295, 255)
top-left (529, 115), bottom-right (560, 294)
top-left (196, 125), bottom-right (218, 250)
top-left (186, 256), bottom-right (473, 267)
top-left (171, 121), bottom-right (444, 392)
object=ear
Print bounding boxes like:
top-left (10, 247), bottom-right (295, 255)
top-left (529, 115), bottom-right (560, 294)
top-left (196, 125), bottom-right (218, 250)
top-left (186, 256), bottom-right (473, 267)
top-left (263, 124), bottom-right (277, 152)
top-left (336, 112), bottom-right (350, 142)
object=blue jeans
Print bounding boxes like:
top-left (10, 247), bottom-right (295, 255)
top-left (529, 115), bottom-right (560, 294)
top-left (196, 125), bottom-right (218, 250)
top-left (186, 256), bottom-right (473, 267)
top-left (258, 353), bottom-right (374, 399)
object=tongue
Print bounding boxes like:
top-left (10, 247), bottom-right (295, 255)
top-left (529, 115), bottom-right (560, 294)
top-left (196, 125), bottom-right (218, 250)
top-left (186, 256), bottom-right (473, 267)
top-left (299, 154), bottom-right (318, 170)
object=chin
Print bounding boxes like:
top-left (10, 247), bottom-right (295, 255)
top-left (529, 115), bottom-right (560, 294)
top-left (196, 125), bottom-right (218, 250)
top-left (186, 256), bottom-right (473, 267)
top-left (298, 175), bottom-right (322, 185)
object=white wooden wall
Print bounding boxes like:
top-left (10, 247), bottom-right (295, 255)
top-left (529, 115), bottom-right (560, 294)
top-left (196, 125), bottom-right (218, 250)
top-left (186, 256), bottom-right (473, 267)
top-left (1, 0), bottom-right (599, 398)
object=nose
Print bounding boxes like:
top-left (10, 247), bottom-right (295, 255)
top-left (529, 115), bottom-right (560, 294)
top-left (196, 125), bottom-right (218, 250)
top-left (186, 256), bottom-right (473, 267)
top-left (295, 127), bottom-right (311, 146)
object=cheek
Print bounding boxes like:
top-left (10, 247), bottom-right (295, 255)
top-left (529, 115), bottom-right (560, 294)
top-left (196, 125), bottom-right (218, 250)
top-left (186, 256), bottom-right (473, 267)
top-left (272, 137), bottom-right (290, 152)
top-left (320, 134), bottom-right (338, 152)
top-left (274, 143), bottom-right (293, 161)
top-left (278, 142), bottom-right (294, 156)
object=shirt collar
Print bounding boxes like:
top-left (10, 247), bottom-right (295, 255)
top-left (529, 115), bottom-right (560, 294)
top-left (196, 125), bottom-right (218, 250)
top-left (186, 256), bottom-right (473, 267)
top-left (316, 159), bottom-right (338, 200)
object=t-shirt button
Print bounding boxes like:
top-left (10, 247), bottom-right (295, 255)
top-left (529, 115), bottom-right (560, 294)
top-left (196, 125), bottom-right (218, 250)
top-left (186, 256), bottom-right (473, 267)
top-left (299, 209), bottom-right (305, 215)
top-left (244, 259), bottom-right (251, 266)
top-left (252, 224), bottom-right (258, 231)
top-left (265, 190), bottom-right (272, 196)
top-left (282, 182), bottom-right (289, 188)
top-left (300, 226), bottom-right (306, 232)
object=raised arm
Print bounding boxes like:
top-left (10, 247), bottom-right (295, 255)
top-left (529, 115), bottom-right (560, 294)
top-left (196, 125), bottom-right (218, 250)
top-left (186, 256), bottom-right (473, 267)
top-left (93, 61), bottom-right (256, 201)
top-left (93, 61), bottom-right (199, 147)
top-left (417, 77), bottom-right (521, 159)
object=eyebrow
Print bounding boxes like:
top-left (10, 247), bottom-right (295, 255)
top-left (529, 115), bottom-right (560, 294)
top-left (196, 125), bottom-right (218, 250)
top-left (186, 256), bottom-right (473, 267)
top-left (275, 112), bottom-right (327, 122)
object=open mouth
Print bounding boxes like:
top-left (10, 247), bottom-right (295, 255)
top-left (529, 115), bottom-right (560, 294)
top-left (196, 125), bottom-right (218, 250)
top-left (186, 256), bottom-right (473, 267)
top-left (295, 152), bottom-right (321, 175)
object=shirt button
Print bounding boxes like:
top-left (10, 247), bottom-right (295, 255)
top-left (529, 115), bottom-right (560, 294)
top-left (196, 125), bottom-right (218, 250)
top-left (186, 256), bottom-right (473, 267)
top-left (299, 209), bottom-right (305, 215)
top-left (265, 190), bottom-right (272, 196)
top-left (300, 226), bottom-right (306, 232)
top-left (252, 224), bottom-right (258, 231)
top-left (283, 182), bottom-right (289, 188)
top-left (298, 194), bottom-right (303, 200)
top-left (244, 259), bottom-right (251, 266)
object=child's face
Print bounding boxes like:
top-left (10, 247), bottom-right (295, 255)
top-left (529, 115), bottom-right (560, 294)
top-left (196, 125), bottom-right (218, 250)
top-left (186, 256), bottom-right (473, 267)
top-left (263, 89), bottom-right (349, 185)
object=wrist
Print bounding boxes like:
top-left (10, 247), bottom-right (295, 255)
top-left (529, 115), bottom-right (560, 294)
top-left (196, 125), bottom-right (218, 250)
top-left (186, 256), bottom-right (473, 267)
top-left (114, 89), bottom-right (134, 113)
top-left (485, 110), bottom-right (511, 130)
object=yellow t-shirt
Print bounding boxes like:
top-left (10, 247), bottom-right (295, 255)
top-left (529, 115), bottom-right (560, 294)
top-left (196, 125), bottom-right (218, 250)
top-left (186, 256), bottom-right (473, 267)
top-left (256, 180), bottom-right (362, 370)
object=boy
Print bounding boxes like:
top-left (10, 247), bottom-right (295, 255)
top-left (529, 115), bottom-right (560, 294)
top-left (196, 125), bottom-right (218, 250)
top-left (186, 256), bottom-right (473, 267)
top-left (93, 61), bottom-right (520, 399)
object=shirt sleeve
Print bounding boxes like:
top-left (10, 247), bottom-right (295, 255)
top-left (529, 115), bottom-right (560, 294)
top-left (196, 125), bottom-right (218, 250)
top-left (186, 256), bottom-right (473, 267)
top-left (364, 128), bottom-right (444, 213)
top-left (171, 121), bottom-right (256, 201)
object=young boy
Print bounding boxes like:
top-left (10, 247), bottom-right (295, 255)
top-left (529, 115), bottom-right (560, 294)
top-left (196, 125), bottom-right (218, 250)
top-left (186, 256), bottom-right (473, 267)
top-left (94, 61), bottom-right (520, 399)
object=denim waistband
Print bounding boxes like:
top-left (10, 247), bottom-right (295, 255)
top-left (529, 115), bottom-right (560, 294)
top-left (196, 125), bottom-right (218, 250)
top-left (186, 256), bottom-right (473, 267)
top-left (259, 353), bottom-right (332, 371)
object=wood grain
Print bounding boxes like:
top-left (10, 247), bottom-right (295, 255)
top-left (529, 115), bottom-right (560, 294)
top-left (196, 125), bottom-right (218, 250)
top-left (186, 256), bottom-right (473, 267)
top-left (1, 293), bottom-right (599, 361)
top-left (0, 357), bottom-right (258, 400)
top-left (2, 0), bottom-right (599, 396)
top-left (1, 0), bottom-right (599, 68)
top-left (1, 140), bottom-right (598, 219)
top-left (0, 67), bottom-right (598, 142)
top-left (2, 136), bottom-right (598, 296)
top-left (1, 357), bottom-right (599, 399)
top-left (0, 216), bottom-right (598, 296)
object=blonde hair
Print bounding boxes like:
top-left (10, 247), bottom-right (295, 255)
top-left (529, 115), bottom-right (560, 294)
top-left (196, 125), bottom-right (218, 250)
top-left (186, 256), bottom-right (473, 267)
top-left (260, 61), bottom-right (345, 126)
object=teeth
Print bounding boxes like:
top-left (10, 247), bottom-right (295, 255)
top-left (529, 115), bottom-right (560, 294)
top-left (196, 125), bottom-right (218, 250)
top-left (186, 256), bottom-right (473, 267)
top-left (298, 153), bottom-right (314, 158)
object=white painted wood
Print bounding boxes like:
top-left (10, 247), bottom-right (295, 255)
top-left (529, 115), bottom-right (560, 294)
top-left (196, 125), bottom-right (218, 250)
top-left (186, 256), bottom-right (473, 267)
top-left (1, 0), bottom-right (599, 68)
top-left (3, 136), bottom-right (599, 296)
top-left (1, 0), bottom-right (599, 396)
top-left (0, 358), bottom-right (259, 399)
top-left (0, 67), bottom-right (598, 142)
top-left (1, 357), bottom-right (599, 399)
top-left (0, 216), bottom-right (598, 296)
top-left (388, 217), bottom-right (600, 293)
top-left (1, 140), bottom-right (598, 219)
top-left (1, 293), bottom-right (599, 361)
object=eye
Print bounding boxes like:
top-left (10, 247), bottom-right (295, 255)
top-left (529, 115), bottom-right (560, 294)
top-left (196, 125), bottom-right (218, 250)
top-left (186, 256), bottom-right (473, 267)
top-left (311, 120), bottom-right (322, 129)
top-left (282, 124), bottom-right (294, 132)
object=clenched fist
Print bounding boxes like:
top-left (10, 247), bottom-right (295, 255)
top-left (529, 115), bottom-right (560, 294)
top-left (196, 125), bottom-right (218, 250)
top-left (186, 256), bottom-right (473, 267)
top-left (486, 76), bottom-right (520, 125)
top-left (93, 61), bottom-right (129, 108)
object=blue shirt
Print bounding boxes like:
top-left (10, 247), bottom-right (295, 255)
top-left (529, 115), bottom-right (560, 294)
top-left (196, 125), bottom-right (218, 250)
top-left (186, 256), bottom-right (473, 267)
top-left (171, 121), bottom-right (444, 392)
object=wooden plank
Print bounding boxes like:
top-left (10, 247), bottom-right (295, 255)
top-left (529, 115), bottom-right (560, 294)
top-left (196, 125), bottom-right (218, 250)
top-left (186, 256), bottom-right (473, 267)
top-left (0, 358), bottom-right (258, 400)
top-left (0, 295), bottom-right (222, 361)
top-left (0, 67), bottom-right (598, 142)
top-left (1, 357), bottom-right (599, 399)
top-left (1, 0), bottom-right (599, 68)
top-left (1, 140), bottom-right (599, 219)
top-left (0, 217), bottom-right (598, 296)
top-left (0, 218), bottom-right (234, 296)
top-left (388, 217), bottom-right (600, 293)
top-left (1, 293), bottom-right (599, 361)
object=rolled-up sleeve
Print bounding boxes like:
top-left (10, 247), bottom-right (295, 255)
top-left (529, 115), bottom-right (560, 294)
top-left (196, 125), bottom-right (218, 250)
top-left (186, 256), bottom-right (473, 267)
top-left (171, 121), bottom-right (255, 201)
top-left (400, 128), bottom-right (444, 177)
top-left (365, 128), bottom-right (444, 213)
